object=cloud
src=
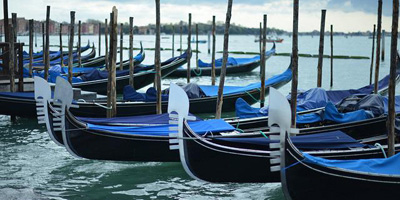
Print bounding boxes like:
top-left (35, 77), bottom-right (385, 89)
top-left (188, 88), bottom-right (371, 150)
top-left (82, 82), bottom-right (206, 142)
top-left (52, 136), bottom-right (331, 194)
top-left (3, 0), bottom-right (393, 32)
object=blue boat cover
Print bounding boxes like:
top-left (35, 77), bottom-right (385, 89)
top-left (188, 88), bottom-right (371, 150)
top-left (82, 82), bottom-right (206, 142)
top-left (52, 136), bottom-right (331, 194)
top-left (197, 46), bottom-right (276, 68)
top-left (86, 119), bottom-right (235, 136)
top-left (303, 151), bottom-right (400, 175)
top-left (123, 86), bottom-right (169, 102)
top-left (214, 131), bottom-right (367, 149)
top-left (78, 113), bottom-right (202, 125)
top-left (236, 73), bottom-right (393, 119)
top-left (199, 65), bottom-right (292, 96)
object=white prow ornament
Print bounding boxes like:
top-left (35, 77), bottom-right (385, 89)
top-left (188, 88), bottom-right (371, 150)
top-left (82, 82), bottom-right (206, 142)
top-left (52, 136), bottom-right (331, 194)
top-left (167, 82), bottom-right (199, 180)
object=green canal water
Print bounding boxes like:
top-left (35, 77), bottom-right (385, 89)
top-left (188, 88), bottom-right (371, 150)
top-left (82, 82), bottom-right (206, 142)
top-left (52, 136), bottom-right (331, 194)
top-left (0, 34), bottom-right (397, 199)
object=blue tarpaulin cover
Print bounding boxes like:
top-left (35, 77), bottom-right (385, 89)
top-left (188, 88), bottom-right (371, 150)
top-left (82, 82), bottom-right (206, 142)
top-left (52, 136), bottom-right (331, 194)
top-left (214, 131), bottom-right (367, 149)
top-left (78, 113), bottom-right (202, 125)
top-left (303, 151), bottom-right (400, 175)
top-left (123, 86), bottom-right (169, 102)
top-left (197, 45), bottom-right (276, 68)
top-left (236, 73), bottom-right (394, 119)
top-left (199, 65), bottom-right (292, 96)
top-left (86, 119), bottom-right (235, 136)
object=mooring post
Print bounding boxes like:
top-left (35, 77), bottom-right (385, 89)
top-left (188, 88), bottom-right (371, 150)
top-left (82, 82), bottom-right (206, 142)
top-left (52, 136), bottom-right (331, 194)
top-left (59, 23), bottom-right (64, 67)
top-left (180, 21), bottom-right (183, 55)
top-left (78, 20), bottom-right (82, 67)
top-left (11, 13), bottom-right (16, 42)
top-left (18, 43), bottom-right (23, 92)
top-left (155, 0), bottom-right (162, 114)
top-left (119, 23), bottom-right (123, 70)
top-left (387, 0), bottom-right (398, 157)
top-left (129, 17), bottom-right (134, 88)
top-left (29, 19), bottom-right (34, 76)
top-left (317, 9), bottom-right (326, 87)
top-left (105, 18), bottom-right (109, 71)
top-left (211, 15), bottom-right (216, 86)
top-left (12, 13), bottom-right (17, 79)
top-left (374, 0), bottom-right (382, 94)
top-left (187, 13), bottom-right (192, 83)
top-left (34, 23), bottom-right (37, 47)
top-left (260, 14), bottom-right (267, 108)
top-left (370, 24), bottom-right (376, 85)
top-left (3, 0), bottom-right (9, 43)
top-left (107, 8), bottom-right (118, 118)
top-left (172, 25), bottom-right (175, 57)
top-left (68, 11), bottom-right (75, 84)
top-left (330, 24), bottom-right (333, 88)
top-left (382, 29), bottom-right (385, 62)
top-left (208, 31), bottom-right (211, 54)
top-left (98, 22), bottom-right (101, 56)
top-left (291, 0), bottom-right (299, 128)
top-left (196, 23), bottom-right (199, 70)
top-left (42, 23), bottom-right (45, 64)
top-left (9, 24), bottom-right (15, 93)
top-left (215, 0), bottom-right (233, 119)
top-left (259, 22), bottom-right (262, 57)
top-left (44, 6), bottom-right (50, 81)
top-left (0, 25), bottom-right (2, 42)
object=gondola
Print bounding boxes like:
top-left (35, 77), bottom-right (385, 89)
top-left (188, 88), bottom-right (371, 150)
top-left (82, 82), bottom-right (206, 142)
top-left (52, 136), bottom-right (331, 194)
top-left (175, 88), bottom-right (400, 183)
top-left (22, 41), bottom-right (91, 60)
top-left (80, 42), bottom-right (145, 68)
top-left (268, 88), bottom-right (400, 199)
top-left (168, 43), bottom-right (276, 77)
top-left (72, 50), bottom-right (189, 94)
top-left (31, 44), bottom-right (96, 68)
top-left (38, 79), bottom-right (399, 168)
top-left (0, 51), bottom-right (190, 117)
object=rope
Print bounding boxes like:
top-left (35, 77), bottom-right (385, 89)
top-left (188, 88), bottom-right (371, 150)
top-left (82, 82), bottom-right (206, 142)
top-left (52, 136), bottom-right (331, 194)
top-left (245, 91), bottom-right (261, 103)
top-left (193, 67), bottom-right (202, 76)
top-left (374, 143), bottom-right (387, 158)
top-left (260, 131), bottom-right (269, 139)
top-left (284, 159), bottom-right (304, 171)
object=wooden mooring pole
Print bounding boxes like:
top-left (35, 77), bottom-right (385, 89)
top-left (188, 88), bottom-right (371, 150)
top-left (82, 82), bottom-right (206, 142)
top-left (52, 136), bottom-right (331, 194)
top-left (290, 0), bottom-right (299, 128)
top-left (196, 24), bottom-right (199, 70)
top-left (180, 21), bottom-right (182, 55)
top-left (29, 19), bottom-right (34, 76)
top-left (42, 23), bottom-right (45, 64)
top-left (211, 15), bottom-right (216, 86)
top-left (129, 17), bottom-right (134, 88)
top-left (260, 14), bottom-right (267, 108)
top-left (78, 20), bottom-right (82, 67)
top-left (317, 9), bottom-right (326, 88)
top-left (155, 0), bottom-right (162, 114)
top-left (387, 0), bottom-right (398, 157)
top-left (44, 6), bottom-right (50, 81)
top-left (17, 43), bottom-right (23, 92)
top-left (60, 23), bottom-right (64, 67)
top-left (187, 13), bottom-right (192, 83)
top-left (208, 31), bottom-right (211, 54)
top-left (68, 11), bottom-right (75, 84)
top-left (330, 24), bottom-right (333, 88)
top-left (11, 13), bottom-right (16, 42)
top-left (382, 29), bottom-right (385, 62)
top-left (3, 0), bottom-right (9, 43)
top-left (98, 23), bottom-right (101, 56)
top-left (107, 8), bottom-right (118, 118)
top-left (172, 25), bottom-right (175, 57)
top-left (119, 23), bottom-right (123, 70)
top-left (259, 22), bottom-right (262, 57)
top-left (374, 0), bottom-right (383, 94)
top-left (215, 0), bottom-right (233, 119)
top-left (105, 18), bottom-right (109, 70)
top-left (9, 24), bottom-right (15, 93)
top-left (370, 24), bottom-right (376, 85)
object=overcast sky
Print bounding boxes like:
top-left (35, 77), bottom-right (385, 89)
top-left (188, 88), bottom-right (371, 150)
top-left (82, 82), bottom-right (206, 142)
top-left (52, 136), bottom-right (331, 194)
top-left (2, 0), bottom-right (395, 32)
